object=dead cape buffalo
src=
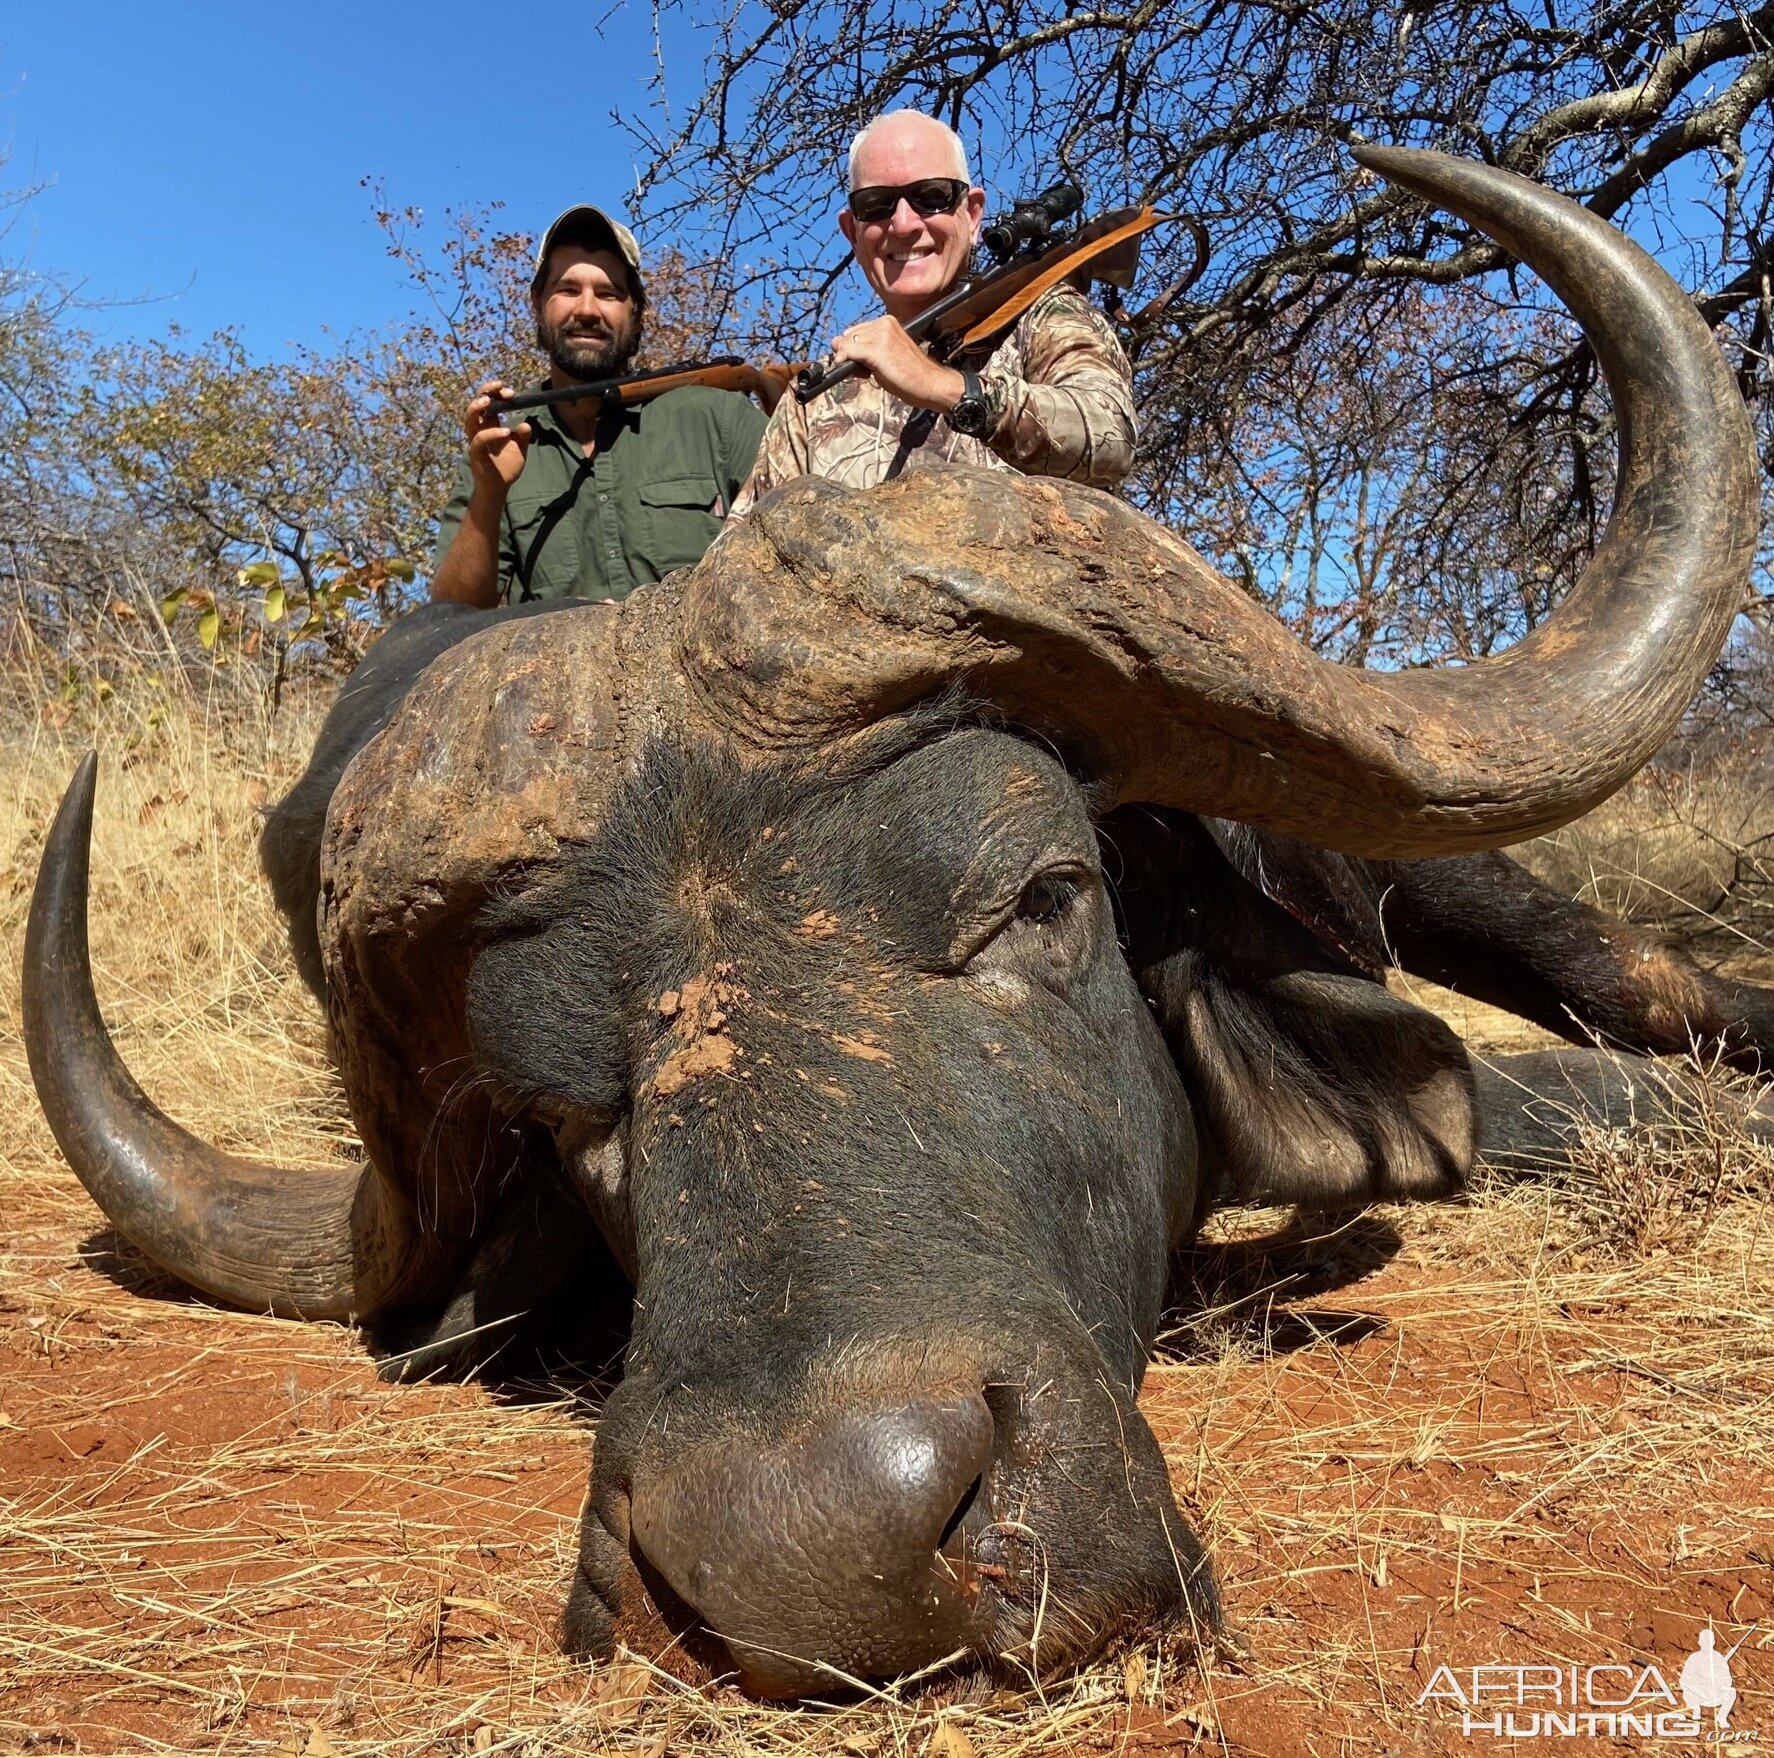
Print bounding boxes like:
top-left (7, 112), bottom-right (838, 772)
top-left (21, 148), bottom-right (1773, 1697)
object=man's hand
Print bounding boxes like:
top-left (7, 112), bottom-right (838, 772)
top-left (466, 379), bottom-right (532, 496)
top-left (431, 380), bottom-right (529, 607)
top-left (830, 318), bottom-right (965, 412)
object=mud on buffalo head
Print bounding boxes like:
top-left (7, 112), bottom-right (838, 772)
top-left (23, 149), bottom-right (1758, 1697)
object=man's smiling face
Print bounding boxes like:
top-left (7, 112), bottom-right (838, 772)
top-left (533, 245), bottom-right (642, 382)
top-left (840, 114), bottom-right (986, 321)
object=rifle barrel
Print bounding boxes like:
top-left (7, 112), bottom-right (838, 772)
top-left (488, 358), bottom-right (745, 418)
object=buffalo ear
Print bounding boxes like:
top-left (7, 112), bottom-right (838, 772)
top-left (466, 919), bottom-right (627, 1116)
top-left (1159, 959), bottom-right (1475, 1207)
top-left (1110, 810), bottom-right (1474, 1208)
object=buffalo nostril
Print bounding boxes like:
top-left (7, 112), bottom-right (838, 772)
top-left (938, 1474), bottom-right (982, 1552)
top-left (835, 1397), bottom-right (995, 1556)
top-left (630, 1392), bottom-right (998, 1692)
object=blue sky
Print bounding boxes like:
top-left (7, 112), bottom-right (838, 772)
top-left (1, 1), bottom-right (703, 356)
top-left (3, 6), bottom-right (1741, 364)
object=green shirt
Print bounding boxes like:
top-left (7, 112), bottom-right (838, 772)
top-left (431, 383), bottom-right (766, 602)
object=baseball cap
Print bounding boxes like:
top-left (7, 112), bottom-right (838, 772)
top-left (533, 205), bottom-right (644, 288)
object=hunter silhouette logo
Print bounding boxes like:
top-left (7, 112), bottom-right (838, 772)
top-left (1417, 1623), bottom-right (1757, 1739)
top-left (1681, 1626), bottom-right (1750, 1730)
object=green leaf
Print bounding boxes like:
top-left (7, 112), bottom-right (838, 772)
top-left (237, 561), bottom-right (281, 588)
top-left (95, 678), bottom-right (115, 702)
top-left (263, 584), bottom-right (287, 624)
top-left (386, 558), bottom-right (416, 583)
top-left (198, 607), bottom-right (221, 650)
top-left (160, 586), bottom-right (189, 624)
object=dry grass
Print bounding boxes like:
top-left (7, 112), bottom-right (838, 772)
top-left (1521, 741), bottom-right (1774, 964)
top-left (2, 666), bottom-right (1772, 1755)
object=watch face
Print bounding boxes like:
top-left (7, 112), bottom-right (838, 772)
top-left (951, 391), bottom-right (990, 435)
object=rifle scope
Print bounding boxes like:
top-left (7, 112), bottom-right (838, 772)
top-left (980, 180), bottom-right (1084, 263)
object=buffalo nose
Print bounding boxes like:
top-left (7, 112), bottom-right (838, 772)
top-left (629, 1392), bottom-right (996, 1695)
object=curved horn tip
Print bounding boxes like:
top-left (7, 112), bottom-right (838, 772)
top-left (31, 753), bottom-right (101, 958)
top-left (61, 749), bottom-right (100, 827)
top-left (30, 753), bottom-right (101, 965)
top-left (1349, 141), bottom-right (1411, 173)
top-left (1348, 142), bottom-right (1465, 190)
top-left (25, 743), bottom-right (412, 1322)
top-left (1347, 143), bottom-right (1570, 222)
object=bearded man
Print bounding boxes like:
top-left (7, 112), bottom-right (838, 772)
top-left (732, 111), bottom-right (1136, 515)
top-left (431, 206), bottom-right (766, 606)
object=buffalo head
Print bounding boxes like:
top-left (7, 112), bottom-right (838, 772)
top-left (23, 149), bottom-right (1758, 1694)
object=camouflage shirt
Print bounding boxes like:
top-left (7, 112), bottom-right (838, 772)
top-left (730, 283), bottom-right (1135, 517)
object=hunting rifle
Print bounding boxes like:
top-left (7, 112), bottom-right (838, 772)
top-left (793, 179), bottom-right (1179, 404)
top-left (486, 357), bottom-right (799, 423)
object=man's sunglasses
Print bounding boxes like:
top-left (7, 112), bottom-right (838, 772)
top-left (846, 178), bottom-right (970, 224)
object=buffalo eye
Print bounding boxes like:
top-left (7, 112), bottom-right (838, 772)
top-left (1016, 873), bottom-right (1079, 927)
top-left (955, 861), bottom-right (1100, 981)
top-left (984, 864), bottom-right (1097, 974)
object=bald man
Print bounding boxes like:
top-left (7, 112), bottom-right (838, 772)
top-left (732, 110), bottom-right (1136, 514)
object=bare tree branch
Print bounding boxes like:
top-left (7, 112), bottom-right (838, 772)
top-left (621, 0), bottom-right (1774, 687)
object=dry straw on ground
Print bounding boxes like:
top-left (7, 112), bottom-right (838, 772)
top-left (2, 661), bottom-right (1771, 1755)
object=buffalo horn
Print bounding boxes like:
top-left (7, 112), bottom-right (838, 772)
top-left (23, 754), bottom-right (418, 1320)
top-left (698, 148), bottom-right (1758, 857)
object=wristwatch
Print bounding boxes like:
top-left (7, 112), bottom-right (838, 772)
top-left (946, 369), bottom-right (996, 438)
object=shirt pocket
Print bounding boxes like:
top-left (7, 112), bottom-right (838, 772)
top-left (504, 491), bottom-right (581, 600)
top-left (635, 474), bottom-right (724, 580)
